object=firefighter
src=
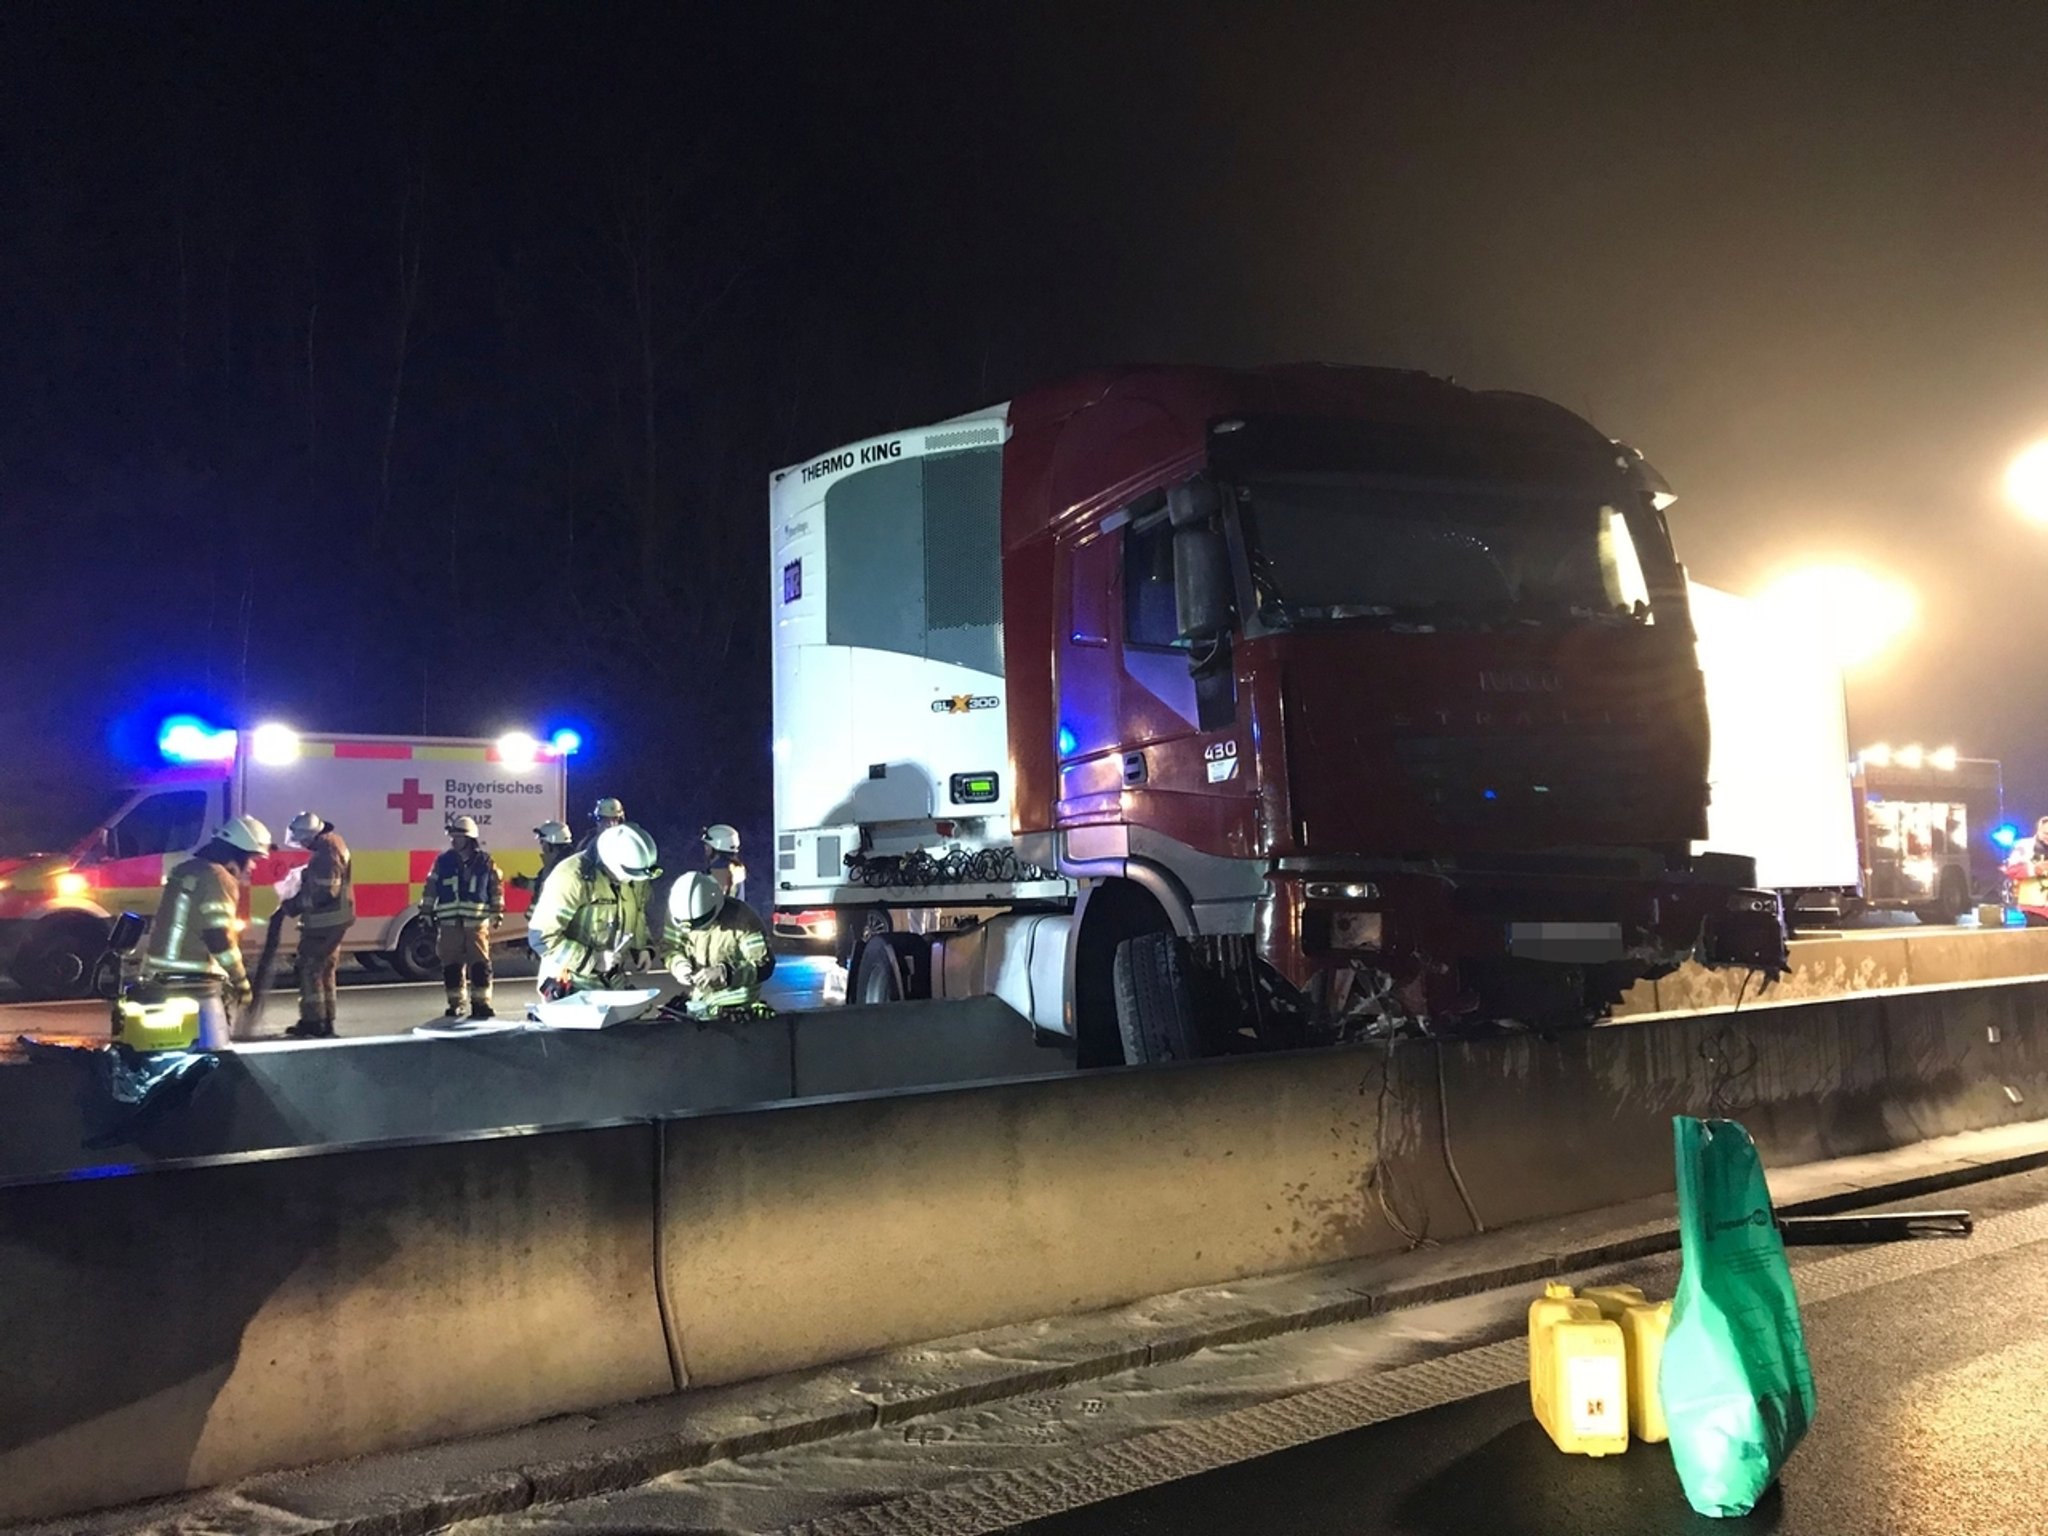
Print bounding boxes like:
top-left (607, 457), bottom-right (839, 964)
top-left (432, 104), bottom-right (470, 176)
top-left (702, 823), bottom-right (747, 904)
top-left (508, 819), bottom-right (574, 904)
top-left (529, 822), bottom-right (659, 998)
top-left (573, 795), bottom-right (628, 854)
top-left (661, 870), bottom-right (775, 1018)
top-left (420, 815), bottom-right (505, 1019)
top-left (134, 814), bottom-right (273, 1050)
top-left (281, 811), bottom-right (353, 1040)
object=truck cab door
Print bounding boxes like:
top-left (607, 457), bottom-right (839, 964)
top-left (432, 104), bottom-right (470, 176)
top-left (1053, 501), bottom-right (1257, 861)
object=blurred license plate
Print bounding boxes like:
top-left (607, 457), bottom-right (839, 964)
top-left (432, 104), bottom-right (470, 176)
top-left (1332, 911), bottom-right (1384, 949)
top-left (1508, 922), bottom-right (1625, 961)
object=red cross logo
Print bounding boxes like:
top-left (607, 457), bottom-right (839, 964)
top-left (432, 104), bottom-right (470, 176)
top-left (387, 777), bottom-right (435, 824)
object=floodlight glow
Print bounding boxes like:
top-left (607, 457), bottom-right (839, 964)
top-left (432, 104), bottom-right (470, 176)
top-left (251, 722), bottom-right (301, 765)
top-left (2007, 440), bottom-right (2048, 525)
top-left (1862, 743), bottom-right (1893, 768)
top-left (1896, 743), bottom-right (1925, 770)
top-left (1930, 745), bottom-right (1959, 771)
top-left (1754, 564), bottom-right (1917, 670)
top-left (496, 731), bottom-right (540, 770)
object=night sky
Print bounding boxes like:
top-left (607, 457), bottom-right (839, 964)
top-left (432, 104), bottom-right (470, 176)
top-left (6, 2), bottom-right (2048, 853)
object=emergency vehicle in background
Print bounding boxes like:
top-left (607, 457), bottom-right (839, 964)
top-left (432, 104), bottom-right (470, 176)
top-left (0, 721), bottom-right (570, 998)
top-left (770, 364), bottom-right (1789, 1063)
top-left (1688, 582), bottom-right (2005, 926)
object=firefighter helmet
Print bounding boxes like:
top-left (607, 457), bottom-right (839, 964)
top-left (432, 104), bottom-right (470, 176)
top-left (535, 819), bottom-right (572, 846)
top-left (593, 796), bottom-right (625, 822)
top-left (285, 811), bottom-right (327, 848)
top-left (702, 823), bottom-right (741, 855)
top-left (447, 815), bottom-right (481, 839)
top-left (596, 823), bottom-right (659, 883)
top-left (671, 870), bottom-right (723, 927)
top-left (217, 815), bottom-right (274, 857)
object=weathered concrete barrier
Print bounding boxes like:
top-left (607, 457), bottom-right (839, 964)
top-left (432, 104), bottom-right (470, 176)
top-left (0, 1124), bottom-right (670, 1522)
top-left (1617, 923), bottom-right (2048, 1017)
top-left (16, 976), bottom-right (2048, 1523)
top-left (0, 996), bottom-right (1051, 1183)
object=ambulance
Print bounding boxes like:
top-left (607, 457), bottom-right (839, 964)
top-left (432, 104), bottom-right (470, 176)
top-left (0, 719), bottom-right (572, 998)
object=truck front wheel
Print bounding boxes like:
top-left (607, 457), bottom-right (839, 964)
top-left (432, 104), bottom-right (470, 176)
top-left (1113, 933), bottom-right (1231, 1064)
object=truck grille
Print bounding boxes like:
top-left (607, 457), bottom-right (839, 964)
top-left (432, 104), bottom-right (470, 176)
top-left (1394, 734), bottom-right (1669, 831)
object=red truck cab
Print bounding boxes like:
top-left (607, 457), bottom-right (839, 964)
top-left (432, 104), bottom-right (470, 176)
top-left (999, 366), bottom-right (1785, 1054)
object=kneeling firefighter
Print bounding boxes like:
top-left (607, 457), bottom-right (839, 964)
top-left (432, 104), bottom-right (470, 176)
top-left (120, 815), bottom-right (274, 1051)
top-left (661, 871), bottom-right (775, 1018)
top-left (529, 823), bottom-right (659, 998)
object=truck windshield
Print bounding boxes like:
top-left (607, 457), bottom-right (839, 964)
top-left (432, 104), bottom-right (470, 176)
top-left (1236, 475), bottom-right (1659, 631)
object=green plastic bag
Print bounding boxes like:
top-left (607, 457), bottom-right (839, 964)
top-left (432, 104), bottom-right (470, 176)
top-left (1660, 1116), bottom-right (1817, 1517)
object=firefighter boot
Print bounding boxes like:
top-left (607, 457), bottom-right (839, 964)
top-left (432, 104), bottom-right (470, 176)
top-left (468, 960), bottom-right (495, 1020)
top-left (442, 964), bottom-right (467, 1019)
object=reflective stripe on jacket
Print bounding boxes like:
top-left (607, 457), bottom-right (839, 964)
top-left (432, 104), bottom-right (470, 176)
top-left (422, 848), bottom-right (504, 924)
top-left (661, 900), bottom-right (773, 1010)
top-left (142, 856), bottom-right (244, 989)
top-left (299, 828), bottom-right (356, 931)
top-left (530, 850), bottom-right (650, 978)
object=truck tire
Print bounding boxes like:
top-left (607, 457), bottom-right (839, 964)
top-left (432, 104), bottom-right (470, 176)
top-left (851, 933), bottom-right (932, 1004)
top-left (1113, 932), bottom-right (1226, 1064)
top-left (387, 917), bottom-right (441, 981)
top-left (9, 921), bottom-right (104, 1000)
top-left (837, 907), bottom-right (890, 973)
top-left (1912, 867), bottom-right (1970, 927)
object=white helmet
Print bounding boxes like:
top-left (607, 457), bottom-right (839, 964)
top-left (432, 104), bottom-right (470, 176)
top-left (535, 819), bottom-right (572, 846)
top-left (671, 870), bottom-right (723, 927)
top-left (702, 823), bottom-right (741, 855)
top-left (593, 796), bottom-right (625, 821)
top-left (217, 814), bottom-right (274, 857)
top-left (286, 811), bottom-right (326, 848)
top-left (447, 815), bottom-right (480, 839)
top-left (596, 823), bottom-right (659, 883)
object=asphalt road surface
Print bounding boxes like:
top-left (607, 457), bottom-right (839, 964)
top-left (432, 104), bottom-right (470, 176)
top-left (1011, 1173), bottom-right (2048, 1536)
top-left (0, 951), bottom-right (837, 1040)
top-left (437, 1169), bottom-right (2048, 1536)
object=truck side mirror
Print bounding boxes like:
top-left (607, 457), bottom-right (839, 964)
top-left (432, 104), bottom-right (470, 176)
top-left (1168, 477), bottom-right (1235, 647)
top-left (1173, 526), bottom-right (1235, 644)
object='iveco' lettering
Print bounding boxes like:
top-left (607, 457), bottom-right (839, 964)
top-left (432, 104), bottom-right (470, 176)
top-left (1478, 669), bottom-right (1562, 694)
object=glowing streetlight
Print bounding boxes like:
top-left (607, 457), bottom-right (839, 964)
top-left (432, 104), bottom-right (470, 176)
top-left (1753, 563), bottom-right (1917, 671)
top-left (2007, 440), bottom-right (2048, 525)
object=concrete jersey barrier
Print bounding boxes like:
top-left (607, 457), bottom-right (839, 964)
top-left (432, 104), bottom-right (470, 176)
top-left (15, 975), bottom-right (2048, 1521)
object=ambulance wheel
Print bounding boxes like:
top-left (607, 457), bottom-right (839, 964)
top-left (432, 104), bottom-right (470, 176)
top-left (9, 921), bottom-right (101, 1000)
top-left (387, 918), bottom-right (441, 981)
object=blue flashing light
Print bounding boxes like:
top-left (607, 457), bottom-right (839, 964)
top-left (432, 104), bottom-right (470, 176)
top-left (1992, 822), bottom-right (2021, 851)
top-left (157, 715), bottom-right (236, 765)
top-left (1482, 787), bottom-right (1499, 801)
top-left (1057, 725), bottom-right (1079, 757)
top-left (550, 728), bottom-right (583, 757)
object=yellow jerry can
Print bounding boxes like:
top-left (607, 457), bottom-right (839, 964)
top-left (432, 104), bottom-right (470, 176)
top-left (1580, 1284), bottom-right (1672, 1444)
top-left (114, 988), bottom-right (202, 1052)
top-left (1528, 1282), bottom-right (1629, 1456)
